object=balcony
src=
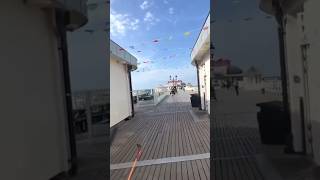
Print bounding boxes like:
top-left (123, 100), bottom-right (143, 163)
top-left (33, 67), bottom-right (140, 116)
top-left (25, 0), bottom-right (88, 30)
top-left (191, 14), bottom-right (210, 65)
top-left (110, 40), bottom-right (138, 70)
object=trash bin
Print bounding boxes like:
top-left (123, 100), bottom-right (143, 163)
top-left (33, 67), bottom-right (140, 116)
top-left (256, 101), bottom-right (290, 144)
top-left (190, 94), bottom-right (200, 107)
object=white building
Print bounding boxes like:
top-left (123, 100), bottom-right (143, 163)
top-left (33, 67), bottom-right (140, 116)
top-left (191, 14), bottom-right (210, 113)
top-left (0, 0), bottom-right (87, 179)
top-left (260, 0), bottom-right (320, 165)
top-left (110, 40), bottom-right (138, 127)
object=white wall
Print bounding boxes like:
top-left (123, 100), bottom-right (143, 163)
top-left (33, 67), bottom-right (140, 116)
top-left (0, 1), bottom-right (69, 179)
top-left (303, 0), bottom-right (320, 165)
top-left (110, 58), bottom-right (132, 127)
top-left (284, 14), bottom-right (306, 153)
top-left (198, 52), bottom-right (210, 114)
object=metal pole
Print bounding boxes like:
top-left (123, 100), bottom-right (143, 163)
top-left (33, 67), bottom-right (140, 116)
top-left (128, 65), bottom-right (135, 117)
top-left (273, 0), bottom-right (293, 152)
top-left (195, 61), bottom-right (202, 110)
top-left (55, 9), bottom-right (77, 175)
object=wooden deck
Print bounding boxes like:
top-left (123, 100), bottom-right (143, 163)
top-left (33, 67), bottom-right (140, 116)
top-left (110, 91), bottom-right (210, 179)
top-left (110, 89), bottom-right (281, 180)
top-left (211, 89), bottom-right (282, 180)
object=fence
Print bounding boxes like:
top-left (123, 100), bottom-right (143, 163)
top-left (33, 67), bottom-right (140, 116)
top-left (133, 87), bottom-right (169, 106)
top-left (72, 89), bottom-right (108, 138)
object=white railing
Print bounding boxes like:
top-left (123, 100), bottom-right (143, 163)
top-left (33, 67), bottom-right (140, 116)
top-left (154, 87), bottom-right (170, 105)
top-left (72, 89), bottom-right (108, 109)
top-left (263, 79), bottom-right (282, 97)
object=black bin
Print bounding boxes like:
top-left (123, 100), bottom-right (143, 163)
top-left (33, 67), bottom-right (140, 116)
top-left (190, 94), bottom-right (200, 107)
top-left (256, 101), bottom-right (290, 144)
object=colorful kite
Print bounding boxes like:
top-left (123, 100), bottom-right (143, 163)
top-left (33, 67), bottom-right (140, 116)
top-left (137, 50), bottom-right (142, 53)
top-left (184, 32), bottom-right (191, 36)
top-left (153, 39), bottom-right (159, 43)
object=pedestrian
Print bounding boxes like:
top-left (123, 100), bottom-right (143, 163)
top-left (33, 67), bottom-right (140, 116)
top-left (234, 81), bottom-right (239, 96)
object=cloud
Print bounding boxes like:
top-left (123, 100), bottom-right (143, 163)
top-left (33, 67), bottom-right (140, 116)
top-left (110, 10), bottom-right (140, 36)
top-left (143, 11), bottom-right (160, 30)
top-left (163, 0), bottom-right (169, 4)
top-left (140, 1), bottom-right (151, 10)
top-left (169, 7), bottom-right (174, 14)
top-left (144, 12), bottom-right (160, 23)
top-left (144, 12), bottom-right (154, 22)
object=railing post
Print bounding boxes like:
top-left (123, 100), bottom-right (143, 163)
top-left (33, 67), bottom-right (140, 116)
top-left (85, 91), bottom-right (93, 139)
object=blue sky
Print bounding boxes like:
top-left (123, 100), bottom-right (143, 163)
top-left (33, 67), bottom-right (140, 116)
top-left (110, 0), bottom-right (209, 90)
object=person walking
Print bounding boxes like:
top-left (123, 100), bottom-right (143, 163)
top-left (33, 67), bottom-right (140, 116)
top-left (234, 81), bottom-right (239, 96)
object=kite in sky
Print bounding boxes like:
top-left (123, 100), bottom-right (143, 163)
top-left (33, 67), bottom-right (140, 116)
top-left (153, 39), bottom-right (159, 43)
top-left (184, 32), bottom-right (191, 36)
top-left (129, 46), bottom-right (135, 49)
top-left (137, 50), bottom-right (142, 53)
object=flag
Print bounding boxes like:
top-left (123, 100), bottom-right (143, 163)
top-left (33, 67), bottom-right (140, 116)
top-left (153, 39), bottom-right (159, 43)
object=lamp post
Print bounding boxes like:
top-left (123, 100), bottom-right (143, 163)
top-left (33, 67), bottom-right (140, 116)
top-left (175, 75), bottom-right (178, 86)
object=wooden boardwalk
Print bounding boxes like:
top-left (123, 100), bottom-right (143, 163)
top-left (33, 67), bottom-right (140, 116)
top-left (110, 89), bottom-right (281, 180)
top-left (211, 89), bottom-right (281, 180)
top-left (110, 91), bottom-right (210, 180)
